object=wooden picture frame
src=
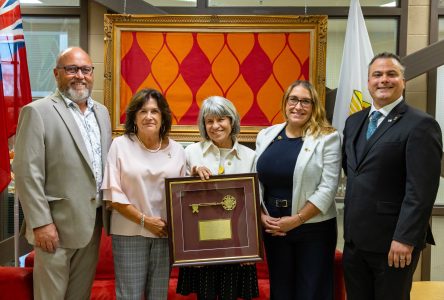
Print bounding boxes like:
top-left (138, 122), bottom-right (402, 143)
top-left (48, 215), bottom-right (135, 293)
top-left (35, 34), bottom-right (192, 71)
top-left (104, 14), bottom-right (327, 142)
top-left (165, 173), bottom-right (262, 267)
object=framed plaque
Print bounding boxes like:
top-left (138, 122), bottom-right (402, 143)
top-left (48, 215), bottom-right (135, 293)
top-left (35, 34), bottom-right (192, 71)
top-left (165, 173), bottom-right (263, 267)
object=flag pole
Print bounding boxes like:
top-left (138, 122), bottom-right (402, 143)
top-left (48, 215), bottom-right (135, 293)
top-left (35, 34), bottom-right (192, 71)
top-left (14, 191), bottom-right (19, 266)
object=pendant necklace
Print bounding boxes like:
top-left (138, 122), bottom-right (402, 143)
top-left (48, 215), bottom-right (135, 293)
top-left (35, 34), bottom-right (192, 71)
top-left (136, 134), bottom-right (162, 153)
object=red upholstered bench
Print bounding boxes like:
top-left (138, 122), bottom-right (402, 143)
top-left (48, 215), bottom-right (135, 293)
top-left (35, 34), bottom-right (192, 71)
top-left (0, 266), bottom-right (33, 299)
top-left (0, 230), bottom-right (346, 300)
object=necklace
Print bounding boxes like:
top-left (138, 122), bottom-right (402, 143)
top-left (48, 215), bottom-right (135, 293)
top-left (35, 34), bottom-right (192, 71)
top-left (135, 134), bottom-right (162, 153)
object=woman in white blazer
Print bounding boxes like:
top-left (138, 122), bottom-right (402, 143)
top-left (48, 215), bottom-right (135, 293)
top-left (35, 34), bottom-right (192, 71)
top-left (255, 80), bottom-right (341, 300)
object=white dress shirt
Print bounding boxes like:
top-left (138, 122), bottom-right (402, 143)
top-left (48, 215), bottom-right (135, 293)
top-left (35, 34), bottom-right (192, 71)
top-left (185, 139), bottom-right (256, 175)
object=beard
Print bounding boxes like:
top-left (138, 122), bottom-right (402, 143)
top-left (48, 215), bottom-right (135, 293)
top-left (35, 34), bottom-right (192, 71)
top-left (60, 84), bottom-right (92, 103)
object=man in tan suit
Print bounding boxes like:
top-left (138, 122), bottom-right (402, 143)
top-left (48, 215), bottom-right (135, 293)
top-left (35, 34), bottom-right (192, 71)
top-left (13, 47), bottom-right (112, 300)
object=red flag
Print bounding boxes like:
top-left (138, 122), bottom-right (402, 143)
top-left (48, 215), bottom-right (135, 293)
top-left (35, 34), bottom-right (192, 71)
top-left (0, 0), bottom-right (32, 191)
top-left (0, 68), bottom-right (10, 191)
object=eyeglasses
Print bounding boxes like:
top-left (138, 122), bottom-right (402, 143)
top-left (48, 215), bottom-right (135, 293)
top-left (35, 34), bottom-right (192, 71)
top-left (57, 65), bottom-right (94, 75)
top-left (287, 96), bottom-right (313, 108)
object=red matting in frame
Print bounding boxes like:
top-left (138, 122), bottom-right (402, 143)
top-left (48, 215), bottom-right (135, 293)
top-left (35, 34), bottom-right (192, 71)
top-left (165, 173), bottom-right (263, 267)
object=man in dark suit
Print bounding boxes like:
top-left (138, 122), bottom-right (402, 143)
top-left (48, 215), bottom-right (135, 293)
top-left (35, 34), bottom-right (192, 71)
top-left (342, 52), bottom-right (442, 300)
top-left (13, 47), bottom-right (112, 299)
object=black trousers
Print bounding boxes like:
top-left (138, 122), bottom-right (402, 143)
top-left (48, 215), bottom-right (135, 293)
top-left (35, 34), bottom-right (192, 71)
top-left (263, 218), bottom-right (337, 300)
top-left (343, 241), bottom-right (420, 300)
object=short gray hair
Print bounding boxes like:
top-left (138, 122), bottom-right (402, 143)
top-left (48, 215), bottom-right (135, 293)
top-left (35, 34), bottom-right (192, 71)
top-left (197, 96), bottom-right (241, 140)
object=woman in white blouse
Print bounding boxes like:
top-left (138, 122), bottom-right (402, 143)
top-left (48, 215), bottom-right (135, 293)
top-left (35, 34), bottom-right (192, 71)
top-left (176, 96), bottom-right (259, 300)
top-left (101, 88), bottom-right (186, 300)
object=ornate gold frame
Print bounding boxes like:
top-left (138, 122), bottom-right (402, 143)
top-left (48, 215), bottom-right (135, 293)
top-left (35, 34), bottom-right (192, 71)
top-left (104, 14), bottom-right (327, 142)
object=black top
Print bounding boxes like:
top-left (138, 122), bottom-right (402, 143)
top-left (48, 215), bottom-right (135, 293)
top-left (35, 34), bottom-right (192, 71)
top-left (256, 127), bottom-right (303, 201)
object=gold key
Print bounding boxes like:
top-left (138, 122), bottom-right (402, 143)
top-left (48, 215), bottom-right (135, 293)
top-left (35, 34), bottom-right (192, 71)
top-left (190, 195), bottom-right (236, 213)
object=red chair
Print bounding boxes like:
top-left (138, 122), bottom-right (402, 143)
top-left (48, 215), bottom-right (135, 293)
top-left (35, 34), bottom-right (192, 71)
top-left (0, 230), bottom-right (346, 300)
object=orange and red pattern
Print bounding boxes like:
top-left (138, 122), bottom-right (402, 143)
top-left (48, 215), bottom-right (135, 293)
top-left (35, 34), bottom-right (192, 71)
top-left (120, 31), bottom-right (310, 126)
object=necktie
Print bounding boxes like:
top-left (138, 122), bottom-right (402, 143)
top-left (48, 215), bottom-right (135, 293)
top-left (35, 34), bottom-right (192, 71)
top-left (366, 111), bottom-right (383, 140)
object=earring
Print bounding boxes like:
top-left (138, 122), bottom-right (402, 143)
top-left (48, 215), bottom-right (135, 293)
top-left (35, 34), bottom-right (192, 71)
top-left (161, 124), bottom-right (166, 135)
top-left (133, 125), bottom-right (137, 133)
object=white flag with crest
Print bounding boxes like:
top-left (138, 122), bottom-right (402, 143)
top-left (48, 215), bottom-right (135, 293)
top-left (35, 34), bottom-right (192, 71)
top-left (333, 0), bottom-right (374, 135)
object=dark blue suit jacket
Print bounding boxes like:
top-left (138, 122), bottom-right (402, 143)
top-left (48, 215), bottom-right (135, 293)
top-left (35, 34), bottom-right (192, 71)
top-left (342, 100), bottom-right (442, 253)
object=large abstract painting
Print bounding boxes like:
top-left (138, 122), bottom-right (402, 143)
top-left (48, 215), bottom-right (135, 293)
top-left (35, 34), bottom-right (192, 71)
top-left (104, 15), bottom-right (327, 141)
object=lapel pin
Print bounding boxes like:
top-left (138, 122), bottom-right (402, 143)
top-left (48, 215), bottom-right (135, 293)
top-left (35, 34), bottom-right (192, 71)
top-left (387, 115), bottom-right (400, 123)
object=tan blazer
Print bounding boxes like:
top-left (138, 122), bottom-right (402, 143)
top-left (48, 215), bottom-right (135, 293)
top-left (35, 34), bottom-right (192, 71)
top-left (13, 91), bottom-right (112, 249)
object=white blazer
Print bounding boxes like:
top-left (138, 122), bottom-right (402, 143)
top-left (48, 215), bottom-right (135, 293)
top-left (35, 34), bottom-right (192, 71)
top-left (255, 123), bottom-right (342, 223)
